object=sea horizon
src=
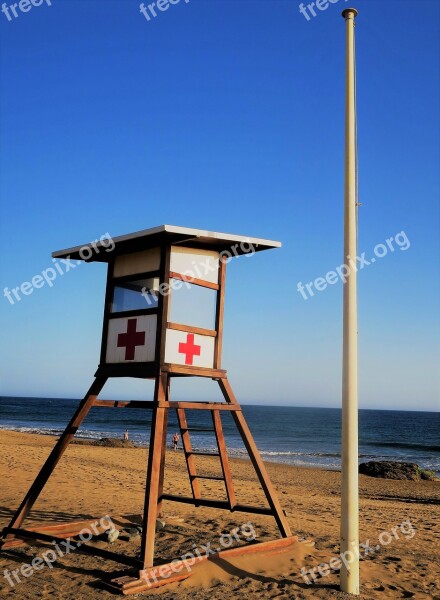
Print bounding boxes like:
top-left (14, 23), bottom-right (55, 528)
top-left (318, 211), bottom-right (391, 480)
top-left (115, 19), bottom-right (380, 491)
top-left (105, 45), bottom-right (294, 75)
top-left (2, 394), bottom-right (439, 413)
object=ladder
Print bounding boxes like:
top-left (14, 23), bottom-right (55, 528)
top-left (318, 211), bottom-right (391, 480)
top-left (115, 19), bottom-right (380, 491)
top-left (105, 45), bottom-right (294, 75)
top-left (176, 408), bottom-right (236, 509)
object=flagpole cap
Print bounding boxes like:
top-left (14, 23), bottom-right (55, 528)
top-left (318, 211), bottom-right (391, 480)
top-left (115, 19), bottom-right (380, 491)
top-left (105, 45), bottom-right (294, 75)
top-left (342, 8), bottom-right (358, 19)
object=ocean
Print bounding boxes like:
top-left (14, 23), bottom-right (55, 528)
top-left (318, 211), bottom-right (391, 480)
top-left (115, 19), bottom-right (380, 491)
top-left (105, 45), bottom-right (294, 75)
top-left (1, 397), bottom-right (439, 474)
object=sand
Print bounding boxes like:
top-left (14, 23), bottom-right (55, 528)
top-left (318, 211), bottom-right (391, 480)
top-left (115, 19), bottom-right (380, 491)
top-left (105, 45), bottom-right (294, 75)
top-left (0, 429), bottom-right (438, 599)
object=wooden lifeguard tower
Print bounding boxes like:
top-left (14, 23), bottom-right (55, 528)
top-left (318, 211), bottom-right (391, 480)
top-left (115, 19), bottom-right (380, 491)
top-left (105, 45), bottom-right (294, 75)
top-left (1, 225), bottom-right (295, 594)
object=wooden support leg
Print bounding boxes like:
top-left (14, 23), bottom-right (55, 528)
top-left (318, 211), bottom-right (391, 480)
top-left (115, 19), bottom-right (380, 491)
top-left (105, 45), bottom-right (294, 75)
top-left (140, 373), bottom-right (168, 570)
top-left (1, 377), bottom-right (107, 542)
top-left (156, 377), bottom-right (170, 519)
top-left (218, 379), bottom-right (292, 538)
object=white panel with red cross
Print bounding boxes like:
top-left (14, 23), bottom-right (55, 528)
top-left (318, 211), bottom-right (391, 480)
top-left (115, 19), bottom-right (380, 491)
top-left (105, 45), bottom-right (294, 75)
top-left (164, 329), bottom-right (214, 368)
top-left (106, 315), bottom-right (157, 363)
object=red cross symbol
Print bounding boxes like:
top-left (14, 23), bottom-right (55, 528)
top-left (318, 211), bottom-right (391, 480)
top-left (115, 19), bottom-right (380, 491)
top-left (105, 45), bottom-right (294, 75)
top-left (178, 333), bottom-right (201, 365)
top-left (117, 318), bottom-right (146, 360)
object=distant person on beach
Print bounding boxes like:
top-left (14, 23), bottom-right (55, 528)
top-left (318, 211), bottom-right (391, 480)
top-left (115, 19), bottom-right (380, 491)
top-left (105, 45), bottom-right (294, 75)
top-left (123, 430), bottom-right (129, 441)
top-left (172, 432), bottom-right (179, 451)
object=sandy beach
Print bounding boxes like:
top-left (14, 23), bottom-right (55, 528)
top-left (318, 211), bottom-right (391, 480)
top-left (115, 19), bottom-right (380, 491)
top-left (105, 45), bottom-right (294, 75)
top-left (0, 429), bottom-right (438, 599)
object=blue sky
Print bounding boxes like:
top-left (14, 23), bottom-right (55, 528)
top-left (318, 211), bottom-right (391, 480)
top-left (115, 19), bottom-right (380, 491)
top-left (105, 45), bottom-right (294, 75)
top-left (0, 0), bottom-right (438, 410)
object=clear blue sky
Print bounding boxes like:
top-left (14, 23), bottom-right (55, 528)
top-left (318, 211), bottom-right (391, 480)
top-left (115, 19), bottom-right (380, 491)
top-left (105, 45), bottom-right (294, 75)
top-left (0, 0), bottom-right (438, 410)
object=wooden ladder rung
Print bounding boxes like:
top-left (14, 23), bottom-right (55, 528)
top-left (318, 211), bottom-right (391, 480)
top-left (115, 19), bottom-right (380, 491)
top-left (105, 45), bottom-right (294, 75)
top-left (176, 408), bottom-right (201, 501)
top-left (160, 494), bottom-right (274, 515)
top-left (191, 475), bottom-right (225, 481)
top-left (182, 427), bottom-right (216, 432)
top-left (177, 407), bottom-right (237, 512)
top-left (212, 409), bottom-right (237, 508)
top-left (160, 494), bottom-right (230, 509)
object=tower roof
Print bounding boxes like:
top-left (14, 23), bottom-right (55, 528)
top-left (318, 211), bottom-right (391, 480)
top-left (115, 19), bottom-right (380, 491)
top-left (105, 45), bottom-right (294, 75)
top-left (52, 224), bottom-right (282, 262)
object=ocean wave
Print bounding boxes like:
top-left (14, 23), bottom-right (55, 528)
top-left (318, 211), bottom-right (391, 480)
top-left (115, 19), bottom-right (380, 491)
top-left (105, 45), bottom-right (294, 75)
top-left (259, 450), bottom-right (342, 458)
top-left (1, 425), bottom-right (439, 473)
top-left (0, 425), bottom-right (124, 441)
top-left (0, 425), bottom-right (64, 436)
top-left (363, 441), bottom-right (440, 452)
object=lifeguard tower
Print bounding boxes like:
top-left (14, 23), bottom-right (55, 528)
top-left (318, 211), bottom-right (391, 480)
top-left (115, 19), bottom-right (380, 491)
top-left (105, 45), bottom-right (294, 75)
top-left (1, 225), bottom-right (295, 594)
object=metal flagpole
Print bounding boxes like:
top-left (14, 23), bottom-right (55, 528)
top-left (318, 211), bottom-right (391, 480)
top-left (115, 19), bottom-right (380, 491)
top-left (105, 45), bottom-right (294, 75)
top-left (340, 7), bottom-right (360, 596)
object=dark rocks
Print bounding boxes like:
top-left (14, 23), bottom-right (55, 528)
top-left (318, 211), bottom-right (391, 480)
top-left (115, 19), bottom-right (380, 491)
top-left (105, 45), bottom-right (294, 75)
top-left (124, 528), bottom-right (140, 540)
top-left (156, 518), bottom-right (166, 529)
top-left (359, 461), bottom-right (437, 481)
top-left (106, 528), bottom-right (120, 543)
top-left (94, 438), bottom-right (136, 448)
top-left (72, 437), bottom-right (136, 448)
